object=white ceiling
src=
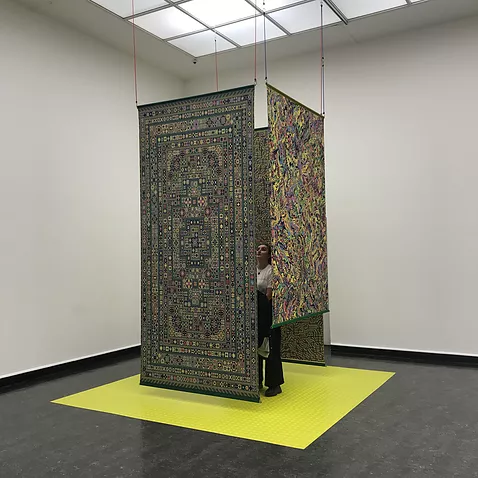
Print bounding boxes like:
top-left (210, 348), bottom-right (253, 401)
top-left (15, 0), bottom-right (478, 80)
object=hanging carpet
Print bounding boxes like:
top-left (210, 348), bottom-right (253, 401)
top-left (139, 86), bottom-right (259, 402)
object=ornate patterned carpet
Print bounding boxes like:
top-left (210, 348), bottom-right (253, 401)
top-left (281, 316), bottom-right (325, 364)
top-left (138, 86), bottom-right (259, 402)
top-left (267, 84), bottom-right (329, 328)
top-left (253, 127), bottom-right (272, 247)
top-left (254, 125), bottom-right (326, 365)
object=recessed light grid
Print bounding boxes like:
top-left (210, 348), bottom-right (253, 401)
top-left (89, 0), bottom-right (432, 57)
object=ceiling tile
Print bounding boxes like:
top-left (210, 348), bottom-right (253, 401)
top-left (132, 8), bottom-right (205, 39)
top-left (92, 0), bottom-right (167, 18)
top-left (216, 17), bottom-right (286, 46)
top-left (258, 0), bottom-right (308, 12)
top-left (169, 31), bottom-right (236, 57)
top-left (180, 0), bottom-right (257, 27)
top-left (269, 1), bottom-right (340, 33)
top-left (333, 0), bottom-right (407, 19)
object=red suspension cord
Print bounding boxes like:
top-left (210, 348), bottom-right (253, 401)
top-left (263, 0), bottom-right (268, 82)
top-left (214, 37), bottom-right (219, 91)
top-left (131, 0), bottom-right (138, 104)
top-left (254, 0), bottom-right (258, 84)
top-left (320, 0), bottom-right (325, 115)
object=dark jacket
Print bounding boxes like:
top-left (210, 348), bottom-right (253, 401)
top-left (257, 291), bottom-right (272, 345)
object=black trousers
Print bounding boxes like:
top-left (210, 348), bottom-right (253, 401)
top-left (259, 326), bottom-right (284, 388)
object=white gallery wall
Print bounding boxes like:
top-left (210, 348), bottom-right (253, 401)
top-left (186, 16), bottom-right (478, 356)
top-left (0, 0), bottom-right (183, 378)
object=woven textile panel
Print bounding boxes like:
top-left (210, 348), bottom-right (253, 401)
top-left (139, 86), bottom-right (259, 402)
top-left (254, 127), bottom-right (325, 364)
top-left (281, 316), bottom-right (325, 364)
top-left (267, 84), bottom-right (329, 327)
top-left (253, 128), bottom-right (272, 247)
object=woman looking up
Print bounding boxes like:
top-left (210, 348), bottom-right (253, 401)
top-left (256, 244), bottom-right (284, 397)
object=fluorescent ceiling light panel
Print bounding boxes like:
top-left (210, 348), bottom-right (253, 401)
top-left (259, 0), bottom-right (305, 11)
top-left (169, 31), bottom-right (236, 57)
top-left (216, 17), bottom-right (285, 46)
top-left (132, 8), bottom-right (205, 39)
top-left (180, 0), bottom-right (257, 27)
top-left (269, 1), bottom-right (340, 33)
top-left (92, 0), bottom-right (167, 17)
top-left (332, 0), bottom-right (407, 19)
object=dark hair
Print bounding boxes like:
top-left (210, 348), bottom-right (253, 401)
top-left (258, 243), bottom-right (272, 264)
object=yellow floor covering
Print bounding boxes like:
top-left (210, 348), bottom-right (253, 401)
top-left (52, 363), bottom-right (394, 449)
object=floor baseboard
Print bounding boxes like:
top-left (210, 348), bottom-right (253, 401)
top-left (5, 344), bottom-right (476, 394)
top-left (0, 346), bottom-right (140, 394)
top-left (331, 345), bottom-right (478, 367)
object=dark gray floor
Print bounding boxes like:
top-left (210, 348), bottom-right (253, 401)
top-left (1, 354), bottom-right (478, 478)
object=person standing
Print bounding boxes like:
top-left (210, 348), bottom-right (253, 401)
top-left (256, 244), bottom-right (284, 397)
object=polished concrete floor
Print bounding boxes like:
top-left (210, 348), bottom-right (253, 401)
top-left (1, 354), bottom-right (478, 478)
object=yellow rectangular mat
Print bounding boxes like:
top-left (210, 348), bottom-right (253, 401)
top-left (53, 363), bottom-right (393, 449)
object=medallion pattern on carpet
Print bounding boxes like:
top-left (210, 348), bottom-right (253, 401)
top-left (139, 86), bottom-right (258, 401)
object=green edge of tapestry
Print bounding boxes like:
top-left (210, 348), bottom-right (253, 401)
top-left (266, 83), bottom-right (324, 119)
top-left (271, 310), bottom-right (330, 329)
top-left (282, 359), bottom-right (326, 367)
top-left (138, 84), bottom-right (256, 110)
top-left (139, 378), bottom-right (261, 403)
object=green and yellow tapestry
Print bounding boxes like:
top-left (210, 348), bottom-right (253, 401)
top-left (139, 86), bottom-right (259, 402)
top-left (253, 127), bottom-right (272, 247)
top-left (254, 126), bottom-right (325, 364)
top-left (281, 316), bottom-right (325, 364)
top-left (267, 84), bottom-right (329, 327)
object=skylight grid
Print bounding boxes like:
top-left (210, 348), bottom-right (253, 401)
top-left (92, 0), bottom-right (168, 18)
top-left (332, 0), bottom-right (407, 19)
top-left (90, 0), bottom-right (429, 58)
